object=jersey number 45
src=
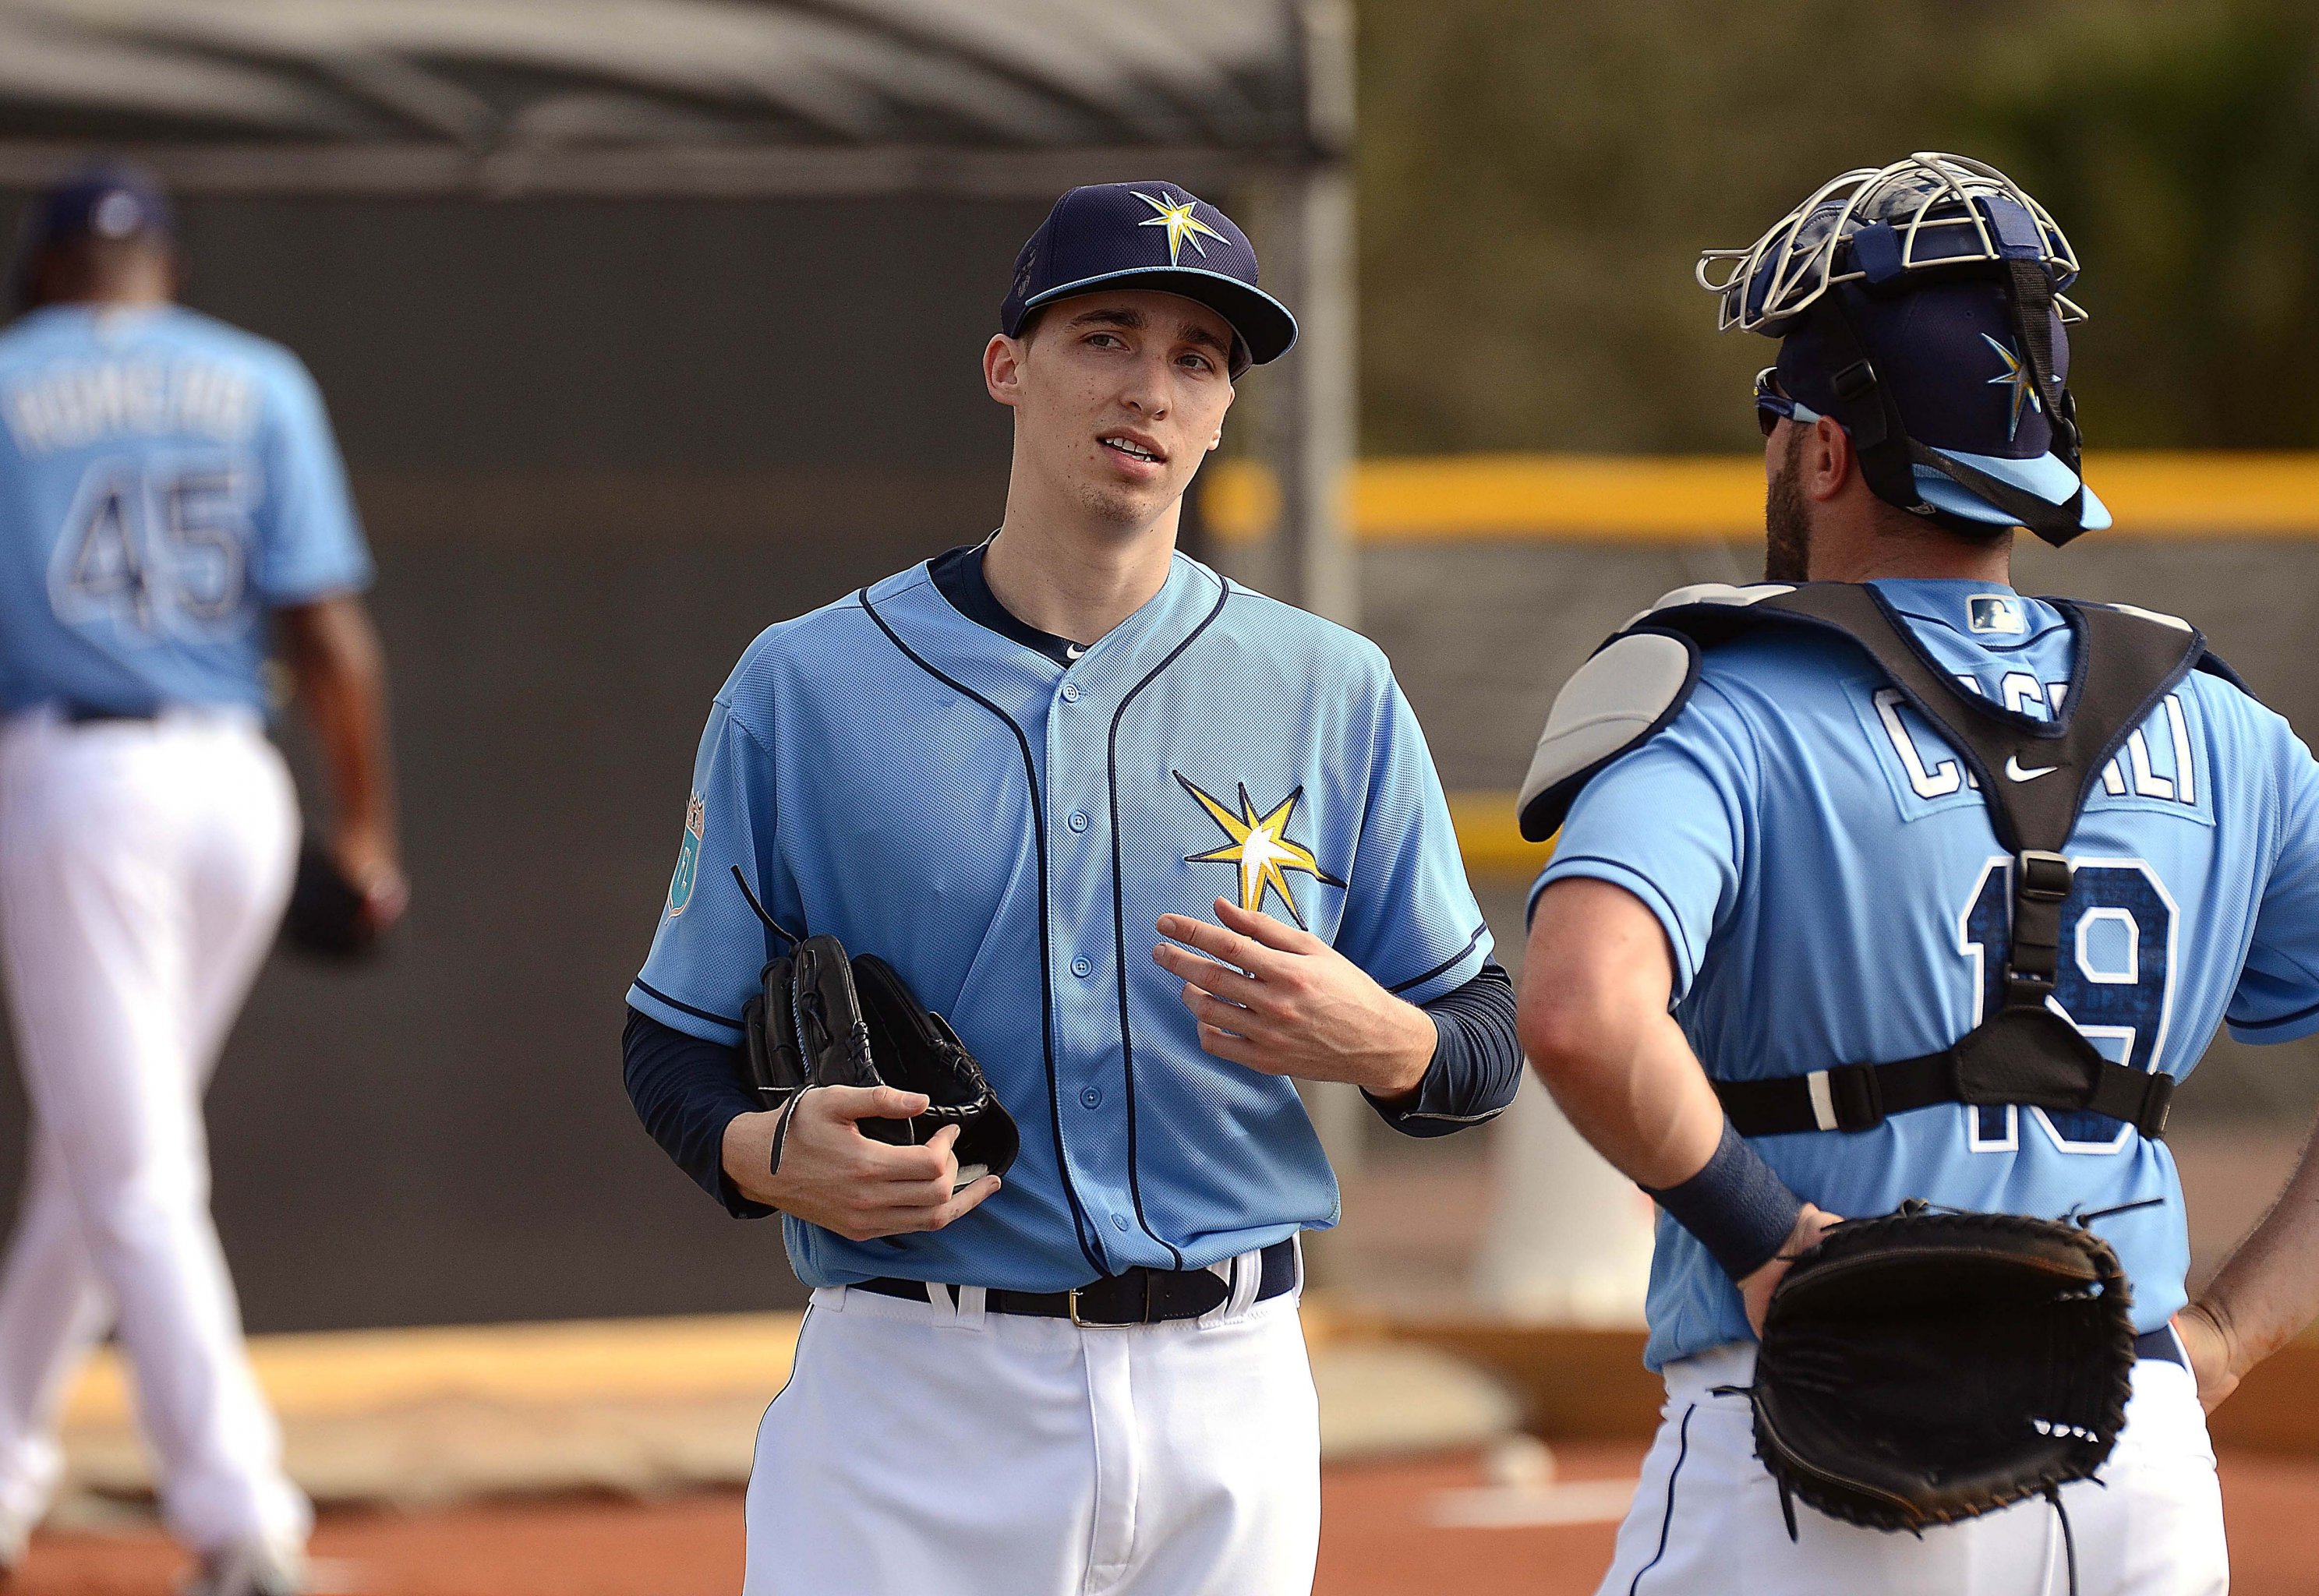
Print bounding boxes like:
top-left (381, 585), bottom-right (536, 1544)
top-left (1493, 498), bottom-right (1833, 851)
top-left (48, 454), bottom-right (256, 640)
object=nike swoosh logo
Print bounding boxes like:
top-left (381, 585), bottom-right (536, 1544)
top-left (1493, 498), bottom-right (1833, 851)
top-left (1066, 643), bottom-right (1086, 660)
top-left (2004, 754), bottom-right (2059, 782)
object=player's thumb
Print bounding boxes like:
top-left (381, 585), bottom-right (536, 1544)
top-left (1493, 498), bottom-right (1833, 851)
top-left (829, 1085), bottom-right (929, 1122)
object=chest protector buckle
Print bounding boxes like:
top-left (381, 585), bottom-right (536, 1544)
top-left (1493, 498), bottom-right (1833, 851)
top-left (1519, 581), bottom-right (2235, 1142)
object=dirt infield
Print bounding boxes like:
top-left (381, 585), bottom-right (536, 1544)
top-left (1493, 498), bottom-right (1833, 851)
top-left (12, 1443), bottom-right (2316, 1594)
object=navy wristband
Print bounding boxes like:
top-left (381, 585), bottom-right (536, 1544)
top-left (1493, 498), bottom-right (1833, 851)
top-left (1642, 1121), bottom-right (1805, 1281)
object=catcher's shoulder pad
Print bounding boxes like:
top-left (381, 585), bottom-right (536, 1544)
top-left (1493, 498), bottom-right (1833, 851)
top-left (1517, 583), bottom-right (1796, 842)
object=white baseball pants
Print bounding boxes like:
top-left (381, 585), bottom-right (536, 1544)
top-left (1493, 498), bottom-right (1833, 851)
top-left (744, 1259), bottom-right (1320, 1596)
top-left (1596, 1340), bottom-right (2227, 1595)
top-left (0, 708), bottom-right (308, 1552)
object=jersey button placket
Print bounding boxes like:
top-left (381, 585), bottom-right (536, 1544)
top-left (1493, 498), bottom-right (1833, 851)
top-left (1044, 667), bottom-right (1137, 1263)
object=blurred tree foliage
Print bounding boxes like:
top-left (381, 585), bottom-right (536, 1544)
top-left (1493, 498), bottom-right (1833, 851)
top-left (1357, 0), bottom-right (2319, 454)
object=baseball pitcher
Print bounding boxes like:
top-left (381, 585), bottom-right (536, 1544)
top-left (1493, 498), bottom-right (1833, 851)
top-left (623, 182), bottom-right (1522, 1594)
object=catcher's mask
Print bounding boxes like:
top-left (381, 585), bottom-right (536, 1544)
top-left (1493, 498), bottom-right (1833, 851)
top-left (1697, 153), bottom-right (2109, 547)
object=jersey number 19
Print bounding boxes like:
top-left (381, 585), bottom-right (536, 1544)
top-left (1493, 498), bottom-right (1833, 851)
top-left (1960, 856), bottom-right (2175, 1154)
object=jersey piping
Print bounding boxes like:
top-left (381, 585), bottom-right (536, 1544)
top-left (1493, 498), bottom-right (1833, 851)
top-left (1106, 570), bottom-right (1232, 1269)
top-left (631, 977), bottom-right (742, 1032)
top-left (1386, 923), bottom-right (1490, 995)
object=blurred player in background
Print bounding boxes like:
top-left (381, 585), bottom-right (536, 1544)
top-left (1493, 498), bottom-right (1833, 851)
top-left (0, 167), bottom-right (404, 1596)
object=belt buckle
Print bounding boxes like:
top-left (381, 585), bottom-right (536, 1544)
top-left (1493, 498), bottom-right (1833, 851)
top-left (1067, 1273), bottom-right (1149, 1328)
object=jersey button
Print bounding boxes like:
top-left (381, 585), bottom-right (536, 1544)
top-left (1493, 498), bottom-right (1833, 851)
top-left (1066, 810), bottom-right (1089, 833)
top-left (1060, 682), bottom-right (1083, 703)
top-left (1080, 1086), bottom-right (1103, 1109)
top-left (1111, 1213), bottom-right (1130, 1232)
top-left (1069, 956), bottom-right (1093, 978)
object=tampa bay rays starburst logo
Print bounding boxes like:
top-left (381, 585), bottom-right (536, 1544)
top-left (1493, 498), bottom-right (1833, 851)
top-left (1135, 189), bottom-right (1227, 266)
top-left (1982, 334), bottom-right (2043, 441)
top-left (1174, 772), bottom-right (1345, 927)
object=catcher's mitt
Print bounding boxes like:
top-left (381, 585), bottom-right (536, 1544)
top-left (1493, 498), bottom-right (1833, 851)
top-left (742, 934), bottom-right (1020, 1190)
top-left (1731, 1204), bottom-right (2135, 1541)
top-left (280, 842), bottom-right (380, 960)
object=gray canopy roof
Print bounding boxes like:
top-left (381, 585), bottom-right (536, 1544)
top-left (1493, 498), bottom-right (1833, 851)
top-left (0, 0), bottom-right (1347, 193)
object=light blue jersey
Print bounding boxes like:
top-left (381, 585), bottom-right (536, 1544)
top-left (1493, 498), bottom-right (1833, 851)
top-left (1537, 578), bottom-right (2319, 1369)
top-left (0, 304), bottom-right (372, 715)
top-left (631, 554), bottom-right (1490, 1291)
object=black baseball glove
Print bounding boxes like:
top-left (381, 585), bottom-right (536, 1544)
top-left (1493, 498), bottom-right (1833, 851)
top-left (280, 842), bottom-right (381, 960)
top-left (742, 934), bottom-right (1020, 1190)
top-left (1729, 1203), bottom-right (2136, 1543)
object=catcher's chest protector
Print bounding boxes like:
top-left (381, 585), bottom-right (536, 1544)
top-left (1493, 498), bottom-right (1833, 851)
top-left (1520, 581), bottom-right (2234, 1142)
top-left (1522, 584), bottom-right (2228, 1574)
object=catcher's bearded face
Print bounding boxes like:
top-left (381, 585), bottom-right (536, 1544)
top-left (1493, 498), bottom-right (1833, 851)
top-left (1763, 418), bottom-right (1813, 582)
top-left (988, 289), bottom-right (1238, 533)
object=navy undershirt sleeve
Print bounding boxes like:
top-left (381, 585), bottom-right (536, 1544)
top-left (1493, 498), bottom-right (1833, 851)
top-left (629, 956), bottom-right (1518, 1211)
top-left (1366, 959), bottom-right (1522, 1137)
top-left (623, 1006), bottom-right (776, 1220)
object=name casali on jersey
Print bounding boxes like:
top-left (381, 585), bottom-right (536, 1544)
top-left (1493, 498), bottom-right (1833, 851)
top-left (1873, 677), bottom-right (2197, 807)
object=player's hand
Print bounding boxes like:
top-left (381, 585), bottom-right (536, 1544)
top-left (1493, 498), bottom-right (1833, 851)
top-left (2173, 1301), bottom-right (2243, 1413)
top-left (1154, 898), bottom-right (1437, 1100)
top-left (721, 1086), bottom-right (1001, 1242)
top-left (331, 822), bottom-right (409, 934)
top-left (1739, 1203), bottom-right (1843, 1337)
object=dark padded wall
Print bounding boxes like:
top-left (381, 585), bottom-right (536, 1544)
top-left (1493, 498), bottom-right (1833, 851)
top-left (0, 192), bottom-right (1045, 1329)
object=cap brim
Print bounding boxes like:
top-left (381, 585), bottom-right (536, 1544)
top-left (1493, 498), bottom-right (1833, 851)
top-left (1023, 267), bottom-right (1298, 368)
top-left (1916, 446), bottom-right (2112, 533)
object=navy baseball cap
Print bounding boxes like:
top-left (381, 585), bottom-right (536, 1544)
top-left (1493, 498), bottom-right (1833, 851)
top-left (1001, 182), bottom-right (1297, 376)
top-left (1778, 278), bottom-right (2112, 531)
top-left (24, 163), bottom-right (175, 251)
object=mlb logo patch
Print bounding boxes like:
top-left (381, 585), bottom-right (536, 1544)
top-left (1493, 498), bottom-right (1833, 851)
top-left (1967, 595), bottom-right (2027, 636)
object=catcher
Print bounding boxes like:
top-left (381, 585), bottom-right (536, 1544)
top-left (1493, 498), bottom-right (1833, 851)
top-left (1516, 153), bottom-right (2319, 1594)
top-left (622, 182), bottom-right (1519, 1594)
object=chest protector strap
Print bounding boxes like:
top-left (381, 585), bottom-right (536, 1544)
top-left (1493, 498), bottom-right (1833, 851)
top-left (1521, 581), bottom-right (2222, 1142)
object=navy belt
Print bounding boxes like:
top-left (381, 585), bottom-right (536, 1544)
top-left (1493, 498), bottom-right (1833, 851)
top-left (856, 1238), bottom-right (1297, 1326)
top-left (60, 703), bottom-right (159, 726)
top-left (2136, 1326), bottom-right (2184, 1367)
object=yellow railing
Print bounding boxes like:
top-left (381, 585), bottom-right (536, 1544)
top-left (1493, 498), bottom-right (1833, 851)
top-left (1205, 453), bottom-right (2319, 543)
top-left (1448, 790), bottom-right (1550, 882)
